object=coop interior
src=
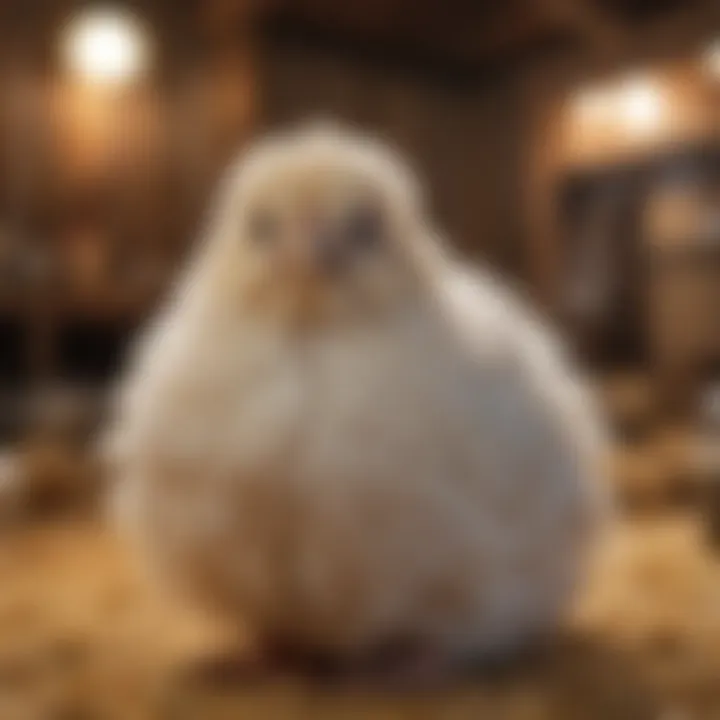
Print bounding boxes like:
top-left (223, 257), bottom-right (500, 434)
top-left (0, 0), bottom-right (719, 717)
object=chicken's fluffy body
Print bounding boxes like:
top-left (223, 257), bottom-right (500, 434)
top-left (108, 127), bottom-right (606, 665)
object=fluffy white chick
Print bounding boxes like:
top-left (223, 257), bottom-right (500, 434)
top-left (106, 125), bottom-right (608, 679)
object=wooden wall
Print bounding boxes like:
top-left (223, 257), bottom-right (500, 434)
top-left (0, 4), bottom-right (259, 388)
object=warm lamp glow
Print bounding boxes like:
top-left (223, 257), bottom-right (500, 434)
top-left (705, 40), bottom-right (720, 79)
top-left (570, 75), bottom-right (665, 139)
top-left (62, 7), bottom-right (150, 84)
top-left (620, 78), bottom-right (664, 134)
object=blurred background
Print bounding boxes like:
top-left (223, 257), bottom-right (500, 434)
top-left (0, 0), bottom-right (719, 718)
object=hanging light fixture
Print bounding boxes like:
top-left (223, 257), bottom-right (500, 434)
top-left (61, 6), bottom-right (150, 85)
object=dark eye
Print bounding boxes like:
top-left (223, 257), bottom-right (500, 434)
top-left (345, 204), bottom-right (383, 249)
top-left (248, 210), bottom-right (278, 246)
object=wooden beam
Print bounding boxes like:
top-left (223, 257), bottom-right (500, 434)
top-left (537, 0), bottom-right (628, 54)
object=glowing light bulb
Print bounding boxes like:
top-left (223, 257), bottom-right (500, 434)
top-left (62, 7), bottom-right (150, 84)
top-left (620, 78), bottom-right (663, 135)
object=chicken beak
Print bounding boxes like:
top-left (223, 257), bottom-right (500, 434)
top-left (312, 234), bottom-right (346, 276)
top-left (285, 225), bottom-right (344, 281)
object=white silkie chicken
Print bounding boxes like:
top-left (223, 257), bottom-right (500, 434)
top-left (105, 125), bottom-right (607, 681)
